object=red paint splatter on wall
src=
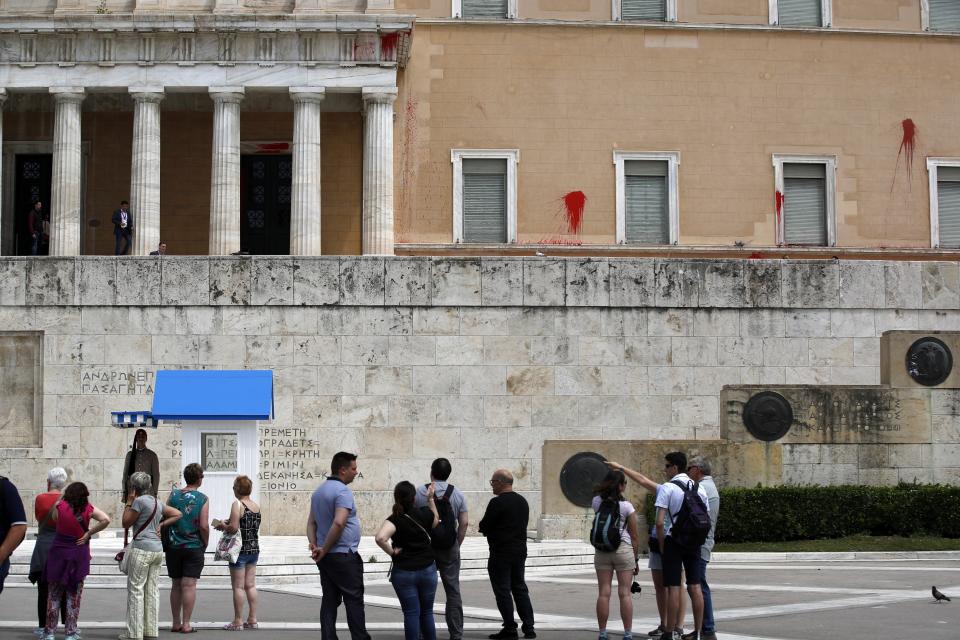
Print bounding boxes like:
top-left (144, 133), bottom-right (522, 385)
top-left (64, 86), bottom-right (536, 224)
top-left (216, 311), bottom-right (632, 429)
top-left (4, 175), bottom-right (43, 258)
top-left (748, 252), bottom-right (765, 259)
top-left (562, 191), bottom-right (586, 234)
top-left (775, 190), bottom-right (784, 223)
top-left (380, 33), bottom-right (400, 61)
top-left (256, 143), bottom-right (289, 153)
top-left (897, 118), bottom-right (918, 179)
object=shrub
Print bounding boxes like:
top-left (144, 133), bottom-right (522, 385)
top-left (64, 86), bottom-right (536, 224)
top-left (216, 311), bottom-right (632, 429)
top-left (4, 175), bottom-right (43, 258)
top-left (643, 483), bottom-right (960, 543)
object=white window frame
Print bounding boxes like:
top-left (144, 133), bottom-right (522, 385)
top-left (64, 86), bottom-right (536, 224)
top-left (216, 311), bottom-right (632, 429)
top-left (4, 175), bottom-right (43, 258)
top-left (451, 148), bottom-right (519, 244)
top-left (612, 0), bottom-right (678, 22)
top-left (768, 0), bottom-right (832, 27)
top-left (926, 157), bottom-right (960, 248)
top-left (772, 154), bottom-right (837, 247)
top-left (613, 150), bottom-right (680, 245)
top-left (921, 0), bottom-right (931, 30)
top-left (452, 0), bottom-right (517, 19)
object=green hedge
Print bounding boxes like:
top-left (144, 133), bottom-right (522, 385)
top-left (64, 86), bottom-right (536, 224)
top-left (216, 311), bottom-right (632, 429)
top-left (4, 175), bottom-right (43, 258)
top-left (643, 484), bottom-right (960, 543)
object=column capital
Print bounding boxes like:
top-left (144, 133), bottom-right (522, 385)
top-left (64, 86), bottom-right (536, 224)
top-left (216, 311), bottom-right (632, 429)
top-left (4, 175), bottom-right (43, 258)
top-left (129, 87), bottom-right (165, 103)
top-left (361, 86), bottom-right (398, 106)
top-left (209, 86), bottom-right (245, 103)
top-left (290, 87), bottom-right (326, 104)
top-left (49, 87), bottom-right (85, 103)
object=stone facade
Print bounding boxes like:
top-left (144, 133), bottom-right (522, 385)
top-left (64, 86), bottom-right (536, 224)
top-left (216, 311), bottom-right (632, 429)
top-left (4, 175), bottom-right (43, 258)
top-left (0, 256), bottom-right (959, 535)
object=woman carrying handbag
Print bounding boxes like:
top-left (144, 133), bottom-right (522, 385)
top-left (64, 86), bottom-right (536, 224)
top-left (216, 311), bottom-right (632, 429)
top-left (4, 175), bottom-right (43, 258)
top-left (120, 472), bottom-right (181, 640)
top-left (212, 475), bottom-right (261, 631)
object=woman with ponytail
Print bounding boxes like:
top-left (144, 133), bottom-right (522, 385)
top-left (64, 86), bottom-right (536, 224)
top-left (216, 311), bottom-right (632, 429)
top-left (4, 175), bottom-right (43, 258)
top-left (375, 481), bottom-right (440, 640)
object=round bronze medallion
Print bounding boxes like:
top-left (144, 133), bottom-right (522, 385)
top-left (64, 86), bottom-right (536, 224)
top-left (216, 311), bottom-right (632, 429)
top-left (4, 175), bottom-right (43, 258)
top-left (559, 452), bottom-right (609, 508)
top-left (742, 391), bottom-right (794, 442)
top-left (906, 337), bottom-right (953, 387)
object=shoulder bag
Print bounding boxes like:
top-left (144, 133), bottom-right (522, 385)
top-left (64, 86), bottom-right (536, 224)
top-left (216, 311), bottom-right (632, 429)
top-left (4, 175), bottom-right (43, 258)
top-left (115, 497), bottom-right (158, 574)
top-left (214, 502), bottom-right (243, 563)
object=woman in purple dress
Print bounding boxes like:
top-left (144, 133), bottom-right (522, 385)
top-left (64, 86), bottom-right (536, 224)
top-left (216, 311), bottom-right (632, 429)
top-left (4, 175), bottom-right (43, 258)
top-left (41, 482), bottom-right (111, 640)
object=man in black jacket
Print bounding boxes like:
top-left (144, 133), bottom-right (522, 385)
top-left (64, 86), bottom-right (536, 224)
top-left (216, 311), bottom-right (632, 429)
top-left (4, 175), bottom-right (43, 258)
top-left (111, 199), bottom-right (133, 255)
top-left (478, 469), bottom-right (535, 639)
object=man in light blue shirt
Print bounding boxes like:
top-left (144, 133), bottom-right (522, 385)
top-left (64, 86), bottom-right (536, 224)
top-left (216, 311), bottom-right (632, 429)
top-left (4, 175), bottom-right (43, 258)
top-left (307, 452), bottom-right (370, 640)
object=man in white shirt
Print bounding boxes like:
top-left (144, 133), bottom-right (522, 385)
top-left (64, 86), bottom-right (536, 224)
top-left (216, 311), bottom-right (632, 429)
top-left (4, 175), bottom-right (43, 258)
top-left (655, 452), bottom-right (710, 640)
top-left (684, 457), bottom-right (719, 640)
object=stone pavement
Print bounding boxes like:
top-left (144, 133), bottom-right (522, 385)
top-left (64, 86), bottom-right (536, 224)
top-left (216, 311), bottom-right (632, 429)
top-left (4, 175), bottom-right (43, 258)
top-left (2, 554), bottom-right (959, 639)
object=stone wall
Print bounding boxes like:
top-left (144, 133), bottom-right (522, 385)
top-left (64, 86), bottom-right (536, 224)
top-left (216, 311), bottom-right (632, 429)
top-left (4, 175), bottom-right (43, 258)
top-left (0, 256), bottom-right (958, 535)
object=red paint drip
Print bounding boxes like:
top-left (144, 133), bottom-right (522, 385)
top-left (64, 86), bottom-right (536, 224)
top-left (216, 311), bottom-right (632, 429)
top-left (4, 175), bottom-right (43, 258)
top-left (748, 252), bottom-right (765, 259)
top-left (257, 143), bottom-right (289, 152)
top-left (562, 191), bottom-right (586, 235)
top-left (380, 33), bottom-right (400, 61)
top-left (775, 190), bottom-right (784, 223)
top-left (898, 118), bottom-right (917, 177)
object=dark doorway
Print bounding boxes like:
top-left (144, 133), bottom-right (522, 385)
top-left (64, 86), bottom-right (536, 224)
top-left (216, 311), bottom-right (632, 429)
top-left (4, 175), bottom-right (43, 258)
top-left (240, 155), bottom-right (291, 255)
top-left (14, 154), bottom-right (52, 256)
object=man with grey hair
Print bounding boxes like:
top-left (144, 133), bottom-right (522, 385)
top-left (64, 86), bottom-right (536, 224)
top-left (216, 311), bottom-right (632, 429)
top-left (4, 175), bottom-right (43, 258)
top-left (684, 457), bottom-right (719, 640)
top-left (30, 468), bottom-right (68, 629)
top-left (479, 469), bottom-right (535, 639)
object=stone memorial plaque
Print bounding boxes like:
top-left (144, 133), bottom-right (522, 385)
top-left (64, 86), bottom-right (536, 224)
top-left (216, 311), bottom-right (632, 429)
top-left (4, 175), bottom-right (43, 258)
top-left (722, 386), bottom-right (932, 444)
top-left (906, 337), bottom-right (952, 387)
top-left (201, 432), bottom-right (238, 472)
top-left (0, 332), bottom-right (42, 448)
top-left (559, 451), bottom-right (608, 508)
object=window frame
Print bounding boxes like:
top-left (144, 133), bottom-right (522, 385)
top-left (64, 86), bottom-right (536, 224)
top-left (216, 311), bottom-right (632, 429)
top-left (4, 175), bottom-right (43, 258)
top-left (613, 150), bottom-right (680, 246)
top-left (451, 148), bottom-right (519, 244)
top-left (768, 0), bottom-right (832, 27)
top-left (453, 0), bottom-right (517, 19)
top-left (926, 157), bottom-right (960, 248)
top-left (772, 154), bottom-right (837, 247)
top-left (613, 0), bottom-right (678, 22)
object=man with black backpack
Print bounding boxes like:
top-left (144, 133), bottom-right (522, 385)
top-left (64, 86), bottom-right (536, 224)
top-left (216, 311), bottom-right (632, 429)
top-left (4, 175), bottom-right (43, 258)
top-left (415, 458), bottom-right (468, 640)
top-left (655, 452), bottom-right (711, 640)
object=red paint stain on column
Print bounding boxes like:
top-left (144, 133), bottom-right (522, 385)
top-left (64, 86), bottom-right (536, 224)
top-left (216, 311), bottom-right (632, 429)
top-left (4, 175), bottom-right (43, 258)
top-left (562, 191), bottom-right (586, 234)
top-left (380, 33), bottom-right (400, 60)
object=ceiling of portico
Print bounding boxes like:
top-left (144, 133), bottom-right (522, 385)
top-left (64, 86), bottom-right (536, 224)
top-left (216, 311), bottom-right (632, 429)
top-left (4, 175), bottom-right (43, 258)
top-left (3, 90), bottom-right (362, 112)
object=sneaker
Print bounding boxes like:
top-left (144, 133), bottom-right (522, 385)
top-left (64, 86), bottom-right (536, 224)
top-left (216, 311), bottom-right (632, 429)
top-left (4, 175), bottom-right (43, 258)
top-left (66, 634), bottom-right (82, 640)
top-left (522, 631), bottom-right (536, 639)
top-left (624, 633), bottom-right (634, 640)
top-left (680, 632), bottom-right (700, 640)
top-left (648, 626), bottom-right (666, 638)
top-left (598, 632), bottom-right (609, 640)
top-left (488, 630), bottom-right (519, 640)
top-left (32, 628), bottom-right (45, 638)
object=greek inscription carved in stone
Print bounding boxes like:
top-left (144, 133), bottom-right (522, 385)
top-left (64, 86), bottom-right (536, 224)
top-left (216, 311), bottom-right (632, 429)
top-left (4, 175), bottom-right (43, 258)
top-left (81, 368), bottom-right (155, 395)
top-left (258, 426), bottom-right (321, 491)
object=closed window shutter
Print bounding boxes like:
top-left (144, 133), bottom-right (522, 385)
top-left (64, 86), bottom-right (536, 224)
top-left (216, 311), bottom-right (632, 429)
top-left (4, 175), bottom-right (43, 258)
top-left (624, 160), bottom-right (669, 244)
top-left (938, 167), bottom-right (960, 248)
top-left (930, 0), bottom-right (960, 32)
top-left (462, 0), bottom-right (509, 19)
top-left (462, 158), bottom-right (507, 243)
top-left (778, 0), bottom-right (822, 27)
top-left (783, 162), bottom-right (827, 246)
top-left (621, 0), bottom-right (666, 21)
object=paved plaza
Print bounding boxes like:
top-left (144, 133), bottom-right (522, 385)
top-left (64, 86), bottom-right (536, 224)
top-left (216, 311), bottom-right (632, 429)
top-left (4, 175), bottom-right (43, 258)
top-left (2, 552), bottom-right (958, 640)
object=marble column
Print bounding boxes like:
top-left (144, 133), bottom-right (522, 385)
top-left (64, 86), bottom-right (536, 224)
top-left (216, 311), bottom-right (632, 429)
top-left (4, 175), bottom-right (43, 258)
top-left (361, 87), bottom-right (398, 256)
top-left (208, 87), bottom-right (244, 255)
top-left (290, 87), bottom-right (325, 256)
top-left (130, 88), bottom-right (164, 256)
top-left (49, 87), bottom-right (85, 257)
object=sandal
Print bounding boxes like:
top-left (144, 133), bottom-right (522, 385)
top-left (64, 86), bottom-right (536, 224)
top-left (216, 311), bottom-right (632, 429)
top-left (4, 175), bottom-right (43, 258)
top-left (170, 627), bottom-right (183, 633)
top-left (223, 623), bottom-right (244, 631)
top-left (181, 627), bottom-right (197, 634)
top-left (243, 623), bottom-right (258, 630)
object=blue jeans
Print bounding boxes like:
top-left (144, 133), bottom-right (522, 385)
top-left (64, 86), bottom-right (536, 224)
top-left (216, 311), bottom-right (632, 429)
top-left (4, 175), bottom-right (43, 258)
top-left (700, 557), bottom-right (714, 633)
top-left (391, 563), bottom-right (438, 640)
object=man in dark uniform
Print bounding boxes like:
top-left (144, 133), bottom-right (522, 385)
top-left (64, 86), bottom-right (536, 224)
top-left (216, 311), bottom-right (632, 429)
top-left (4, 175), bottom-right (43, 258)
top-left (122, 428), bottom-right (160, 498)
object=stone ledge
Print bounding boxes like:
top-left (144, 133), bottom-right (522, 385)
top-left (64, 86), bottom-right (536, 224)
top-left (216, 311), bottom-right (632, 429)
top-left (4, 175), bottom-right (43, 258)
top-left (1, 256), bottom-right (954, 310)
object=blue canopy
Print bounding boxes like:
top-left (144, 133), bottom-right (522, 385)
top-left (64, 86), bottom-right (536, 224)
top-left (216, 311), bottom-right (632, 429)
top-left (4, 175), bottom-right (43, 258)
top-left (151, 370), bottom-right (274, 421)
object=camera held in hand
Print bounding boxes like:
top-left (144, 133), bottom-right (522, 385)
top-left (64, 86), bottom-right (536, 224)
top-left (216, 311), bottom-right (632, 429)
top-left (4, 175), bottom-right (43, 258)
top-left (630, 581), bottom-right (642, 595)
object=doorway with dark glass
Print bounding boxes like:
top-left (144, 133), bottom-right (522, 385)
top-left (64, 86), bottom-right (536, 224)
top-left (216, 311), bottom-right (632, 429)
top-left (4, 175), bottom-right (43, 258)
top-left (240, 154), bottom-right (292, 255)
top-left (13, 154), bottom-right (52, 256)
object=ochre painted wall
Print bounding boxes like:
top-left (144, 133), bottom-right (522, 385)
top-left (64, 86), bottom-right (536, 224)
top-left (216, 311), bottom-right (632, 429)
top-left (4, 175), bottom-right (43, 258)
top-left (395, 24), bottom-right (958, 248)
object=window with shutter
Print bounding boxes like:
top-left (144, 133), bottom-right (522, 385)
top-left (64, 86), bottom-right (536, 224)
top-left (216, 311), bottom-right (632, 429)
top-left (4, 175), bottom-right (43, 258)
top-left (462, 0), bottom-right (509, 19)
top-left (929, 0), bottom-right (960, 32)
top-left (624, 160), bottom-right (669, 244)
top-left (777, 0), bottom-right (822, 27)
top-left (937, 166), bottom-right (960, 248)
top-left (783, 162), bottom-right (827, 246)
top-left (621, 0), bottom-right (667, 21)
top-left (462, 158), bottom-right (507, 243)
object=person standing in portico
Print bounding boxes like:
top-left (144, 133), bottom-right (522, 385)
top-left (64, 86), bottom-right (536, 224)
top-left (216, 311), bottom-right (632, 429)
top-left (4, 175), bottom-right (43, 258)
top-left (112, 199), bottom-right (133, 255)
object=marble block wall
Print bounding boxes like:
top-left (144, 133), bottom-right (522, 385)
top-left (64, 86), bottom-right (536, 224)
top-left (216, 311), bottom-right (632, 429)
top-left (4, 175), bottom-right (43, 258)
top-left (0, 257), bottom-right (958, 535)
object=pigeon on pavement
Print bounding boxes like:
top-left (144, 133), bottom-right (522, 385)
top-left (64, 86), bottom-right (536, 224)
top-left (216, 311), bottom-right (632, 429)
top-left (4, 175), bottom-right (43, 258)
top-left (932, 586), bottom-right (951, 603)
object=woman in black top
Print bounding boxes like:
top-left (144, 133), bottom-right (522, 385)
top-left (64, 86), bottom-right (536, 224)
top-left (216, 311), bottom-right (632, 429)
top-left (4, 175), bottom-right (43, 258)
top-left (375, 481), bottom-right (440, 640)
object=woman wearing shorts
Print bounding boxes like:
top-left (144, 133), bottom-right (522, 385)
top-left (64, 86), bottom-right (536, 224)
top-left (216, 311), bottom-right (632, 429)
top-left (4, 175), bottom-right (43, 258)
top-left (165, 463), bottom-right (209, 634)
top-left (213, 475), bottom-right (261, 631)
top-left (592, 469), bottom-right (640, 640)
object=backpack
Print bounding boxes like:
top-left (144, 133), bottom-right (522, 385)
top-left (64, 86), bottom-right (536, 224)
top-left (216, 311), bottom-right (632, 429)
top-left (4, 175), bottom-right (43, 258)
top-left (589, 496), bottom-right (623, 552)
top-left (667, 479), bottom-right (711, 551)
top-left (429, 485), bottom-right (458, 550)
